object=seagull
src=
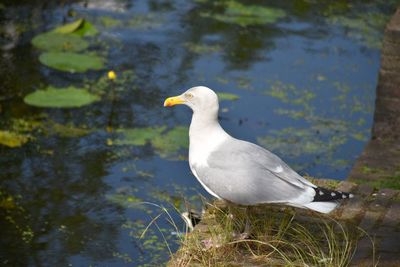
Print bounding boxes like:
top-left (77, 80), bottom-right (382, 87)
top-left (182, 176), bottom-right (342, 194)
top-left (164, 86), bottom-right (353, 213)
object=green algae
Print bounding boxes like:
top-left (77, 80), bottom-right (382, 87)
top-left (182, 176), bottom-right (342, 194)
top-left (0, 130), bottom-right (30, 148)
top-left (183, 42), bottom-right (222, 54)
top-left (152, 126), bottom-right (189, 159)
top-left (327, 12), bottom-right (391, 49)
top-left (216, 92), bottom-right (240, 101)
top-left (100, 16), bottom-right (122, 28)
top-left (113, 126), bottom-right (189, 160)
top-left (128, 14), bottom-right (163, 28)
top-left (201, 1), bottom-right (286, 27)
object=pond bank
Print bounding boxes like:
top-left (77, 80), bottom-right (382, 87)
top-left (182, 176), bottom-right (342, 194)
top-left (348, 8), bottom-right (400, 191)
top-left (168, 7), bottom-right (400, 267)
top-left (169, 180), bottom-right (400, 266)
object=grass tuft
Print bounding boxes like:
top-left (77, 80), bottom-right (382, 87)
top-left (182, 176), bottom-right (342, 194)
top-left (168, 201), bottom-right (373, 267)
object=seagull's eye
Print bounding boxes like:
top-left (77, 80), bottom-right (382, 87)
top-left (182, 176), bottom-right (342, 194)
top-left (185, 93), bottom-right (194, 99)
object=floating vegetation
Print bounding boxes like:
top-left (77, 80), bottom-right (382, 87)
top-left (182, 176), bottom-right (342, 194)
top-left (31, 19), bottom-right (98, 52)
top-left (114, 127), bottom-right (166, 146)
top-left (256, 116), bottom-right (362, 170)
top-left (327, 12), bottom-right (390, 49)
top-left (47, 121), bottom-right (91, 137)
top-left (24, 86), bottom-right (100, 108)
top-left (201, 1), bottom-right (286, 27)
top-left (73, 20), bottom-right (98, 36)
top-left (128, 14), bottom-right (162, 29)
top-left (152, 126), bottom-right (189, 159)
top-left (113, 126), bottom-right (189, 160)
top-left (32, 32), bottom-right (89, 52)
top-left (52, 18), bottom-right (98, 36)
top-left (39, 52), bottom-right (105, 73)
top-left (87, 69), bottom-right (136, 96)
top-left (0, 130), bottom-right (30, 148)
top-left (183, 42), bottom-right (222, 54)
top-left (0, 190), bottom-right (35, 244)
top-left (54, 18), bottom-right (85, 33)
top-left (32, 18), bottom-right (102, 72)
top-left (217, 92), bottom-right (240, 101)
top-left (100, 16), bottom-right (122, 28)
top-left (264, 80), bottom-right (315, 111)
top-left (107, 193), bottom-right (143, 209)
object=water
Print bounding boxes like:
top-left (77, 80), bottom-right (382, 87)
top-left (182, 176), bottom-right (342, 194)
top-left (0, 0), bottom-right (398, 266)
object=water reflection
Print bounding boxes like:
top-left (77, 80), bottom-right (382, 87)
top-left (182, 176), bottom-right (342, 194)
top-left (0, 0), bottom-right (398, 266)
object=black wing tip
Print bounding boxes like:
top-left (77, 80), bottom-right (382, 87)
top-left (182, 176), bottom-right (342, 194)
top-left (313, 187), bottom-right (354, 202)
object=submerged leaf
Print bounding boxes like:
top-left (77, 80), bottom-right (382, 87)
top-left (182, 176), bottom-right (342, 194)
top-left (0, 130), bottom-right (30, 147)
top-left (31, 32), bottom-right (89, 52)
top-left (24, 86), bottom-right (99, 108)
top-left (53, 19), bottom-right (84, 34)
top-left (39, 52), bottom-right (105, 72)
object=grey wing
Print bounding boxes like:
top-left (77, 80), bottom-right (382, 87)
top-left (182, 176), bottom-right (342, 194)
top-left (194, 139), bottom-right (316, 205)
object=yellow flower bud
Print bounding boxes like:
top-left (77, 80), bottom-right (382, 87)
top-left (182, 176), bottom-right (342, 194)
top-left (108, 70), bottom-right (117, 80)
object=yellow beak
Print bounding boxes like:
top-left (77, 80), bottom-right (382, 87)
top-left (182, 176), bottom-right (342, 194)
top-left (163, 95), bottom-right (185, 107)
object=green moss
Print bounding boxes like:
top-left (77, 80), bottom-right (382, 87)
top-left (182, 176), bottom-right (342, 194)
top-left (352, 176), bottom-right (400, 190)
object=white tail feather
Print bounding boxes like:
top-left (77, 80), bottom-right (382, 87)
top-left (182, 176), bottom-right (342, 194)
top-left (303, 201), bottom-right (338, 213)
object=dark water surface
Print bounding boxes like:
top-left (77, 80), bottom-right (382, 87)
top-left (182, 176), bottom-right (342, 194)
top-left (1, 0), bottom-right (398, 266)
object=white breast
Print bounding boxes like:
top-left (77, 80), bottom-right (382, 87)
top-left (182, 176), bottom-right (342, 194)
top-left (188, 124), bottom-right (229, 198)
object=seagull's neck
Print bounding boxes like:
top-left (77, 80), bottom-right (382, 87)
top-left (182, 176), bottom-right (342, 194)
top-left (189, 111), bottom-right (227, 140)
top-left (189, 111), bottom-right (230, 165)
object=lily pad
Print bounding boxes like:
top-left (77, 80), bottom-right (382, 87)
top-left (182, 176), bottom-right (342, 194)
top-left (24, 86), bottom-right (99, 108)
top-left (39, 52), bottom-right (105, 72)
top-left (53, 19), bottom-right (84, 34)
top-left (31, 32), bottom-right (89, 52)
top-left (73, 20), bottom-right (99, 36)
top-left (217, 92), bottom-right (240, 101)
top-left (54, 18), bottom-right (98, 37)
top-left (0, 130), bottom-right (30, 147)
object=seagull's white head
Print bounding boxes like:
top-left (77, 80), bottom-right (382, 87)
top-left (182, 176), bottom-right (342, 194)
top-left (164, 86), bottom-right (219, 115)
